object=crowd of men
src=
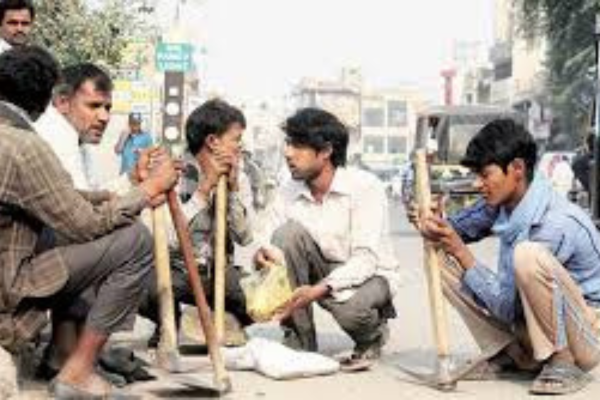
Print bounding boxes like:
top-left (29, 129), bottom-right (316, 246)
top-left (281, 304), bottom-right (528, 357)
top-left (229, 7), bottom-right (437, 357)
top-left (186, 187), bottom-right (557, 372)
top-left (1, 0), bottom-right (600, 398)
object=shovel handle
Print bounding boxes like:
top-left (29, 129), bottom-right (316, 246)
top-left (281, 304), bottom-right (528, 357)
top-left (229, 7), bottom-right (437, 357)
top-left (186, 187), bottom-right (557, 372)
top-left (214, 176), bottom-right (228, 343)
top-left (414, 149), bottom-right (450, 357)
top-left (167, 190), bottom-right (231, 391)
top-left (151, 205), bottom-right (179, 365)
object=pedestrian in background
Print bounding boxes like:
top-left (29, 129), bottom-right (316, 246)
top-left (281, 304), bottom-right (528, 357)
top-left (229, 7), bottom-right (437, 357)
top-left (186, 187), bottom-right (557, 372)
top-left (115, 111), bottom-right (153, 174)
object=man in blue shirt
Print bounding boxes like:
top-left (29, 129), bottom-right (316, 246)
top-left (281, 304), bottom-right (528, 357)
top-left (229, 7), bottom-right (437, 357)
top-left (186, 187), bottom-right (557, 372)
top-left (115, 112), bottom-right (153, 174)
top-left (417, 119), bottom-right (600, 395)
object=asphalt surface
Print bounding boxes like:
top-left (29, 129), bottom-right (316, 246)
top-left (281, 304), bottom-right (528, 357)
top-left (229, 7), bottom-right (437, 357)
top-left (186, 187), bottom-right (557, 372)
top-left (17, 123), bottom-right (600, 398)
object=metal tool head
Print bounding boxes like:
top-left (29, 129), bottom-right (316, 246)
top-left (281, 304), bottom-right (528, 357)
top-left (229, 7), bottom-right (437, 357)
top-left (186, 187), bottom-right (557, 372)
top-left (213, 376), bottom-right (233, 395)
top-left (397, 355), bottom-right (487, 391)
top-left (155, 349), bottom-right (182, 373)
top-left (152, 373), bottom-right (231, 398)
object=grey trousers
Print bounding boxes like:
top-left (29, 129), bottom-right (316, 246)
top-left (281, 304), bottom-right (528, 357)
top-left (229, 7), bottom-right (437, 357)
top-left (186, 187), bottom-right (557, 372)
top-left (138, 260), bottom-right (253, 330)
top-left (38, 221), bottom-right (154, 336)
top-left (272, 221), bottom-right (396, 352)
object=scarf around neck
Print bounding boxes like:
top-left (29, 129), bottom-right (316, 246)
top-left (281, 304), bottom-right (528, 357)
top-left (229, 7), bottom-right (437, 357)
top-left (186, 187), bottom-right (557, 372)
top-left (492, 175), bottom-right (553, 288)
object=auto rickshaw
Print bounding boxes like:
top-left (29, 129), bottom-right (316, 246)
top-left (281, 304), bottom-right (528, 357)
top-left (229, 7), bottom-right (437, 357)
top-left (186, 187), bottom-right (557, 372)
top-left (412, 105), bottom-right (523, 213)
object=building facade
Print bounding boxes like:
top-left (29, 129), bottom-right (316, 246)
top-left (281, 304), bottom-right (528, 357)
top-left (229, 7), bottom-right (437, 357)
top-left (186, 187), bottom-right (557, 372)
top-left (293, 69), bottom-right (425, 171)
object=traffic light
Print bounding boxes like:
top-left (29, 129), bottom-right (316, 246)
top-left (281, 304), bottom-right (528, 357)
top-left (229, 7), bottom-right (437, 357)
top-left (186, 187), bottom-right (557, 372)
top-left (161, 71), bottom-right (185, 153)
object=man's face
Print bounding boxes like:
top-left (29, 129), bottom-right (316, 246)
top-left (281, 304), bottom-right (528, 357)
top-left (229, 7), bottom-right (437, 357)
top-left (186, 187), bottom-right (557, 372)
top-left (284, 141), bottom-right (329, 182)
top-left (57, 80), bottom-right (112, 145)
top-left (473, 162), bottom-right (521, 207)
top-left (214, 122), bottom-right (244, 155)
top-left (129, 120), bottom-right (142, 134)
top-left (0, 9), bottom-right (33, 46)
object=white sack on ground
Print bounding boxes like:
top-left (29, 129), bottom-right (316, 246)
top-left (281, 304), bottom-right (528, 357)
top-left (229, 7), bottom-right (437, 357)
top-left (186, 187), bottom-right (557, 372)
top-left (223, 337), bottom-right (339, 379)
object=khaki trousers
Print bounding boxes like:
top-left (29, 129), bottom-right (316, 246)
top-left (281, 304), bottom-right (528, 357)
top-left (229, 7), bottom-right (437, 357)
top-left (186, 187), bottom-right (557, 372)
top-left (442, 241), bottom-right (600, 371)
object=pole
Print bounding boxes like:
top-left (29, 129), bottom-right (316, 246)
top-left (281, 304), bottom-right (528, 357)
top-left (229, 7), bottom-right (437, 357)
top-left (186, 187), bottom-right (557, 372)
top-left (592, 15), bottom-right (600, 221)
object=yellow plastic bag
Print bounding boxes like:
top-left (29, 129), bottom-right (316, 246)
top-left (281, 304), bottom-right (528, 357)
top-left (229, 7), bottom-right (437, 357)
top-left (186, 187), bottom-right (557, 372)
top-left (242, 262), bottom-right (293, 322)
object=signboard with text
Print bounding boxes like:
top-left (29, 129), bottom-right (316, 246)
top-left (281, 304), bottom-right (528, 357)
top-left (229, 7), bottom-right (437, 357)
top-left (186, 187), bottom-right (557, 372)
top-left (155, 42), bottom-right (194, 72)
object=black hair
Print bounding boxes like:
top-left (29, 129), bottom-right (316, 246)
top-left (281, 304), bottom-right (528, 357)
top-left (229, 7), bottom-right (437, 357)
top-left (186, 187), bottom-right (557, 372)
top-left (0, 0), bottom-right (34, 23)
top-left (461, 118), bottom-right (537, 181)
top-left (54, 63), bottom-right (112, 97)
top-left (0, 45), bottom-right (58, 119)
top-left (282, 107), bottom-right (349, 167)
top-left (586, 132), bottom-right (595, 152)
top-left (185, 98), bottom-right (246, 156)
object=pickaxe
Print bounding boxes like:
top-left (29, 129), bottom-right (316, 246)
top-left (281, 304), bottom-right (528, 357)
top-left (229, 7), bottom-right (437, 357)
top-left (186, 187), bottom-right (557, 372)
top-left (167, 190), bottom-right (232, 394)
top-left (397, 149), bottom-right (487, 390)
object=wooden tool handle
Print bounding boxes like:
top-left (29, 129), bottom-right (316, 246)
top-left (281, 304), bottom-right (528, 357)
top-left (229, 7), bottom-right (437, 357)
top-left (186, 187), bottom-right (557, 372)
top-left (214, 176), bottom-right (228, 343)
top-left (414, 149), bottom-right (450, 357)
top-left (167, 190), bottom-right (231, 391)
top-left (151, 205), bottom-right (179, 366)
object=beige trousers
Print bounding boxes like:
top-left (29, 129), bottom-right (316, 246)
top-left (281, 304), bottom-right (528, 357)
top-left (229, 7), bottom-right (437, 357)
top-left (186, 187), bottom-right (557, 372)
top-left (442, 241), bottom-right (600, 371)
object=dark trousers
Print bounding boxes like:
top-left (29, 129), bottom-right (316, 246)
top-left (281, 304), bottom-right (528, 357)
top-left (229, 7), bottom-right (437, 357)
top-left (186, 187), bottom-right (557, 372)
top-left (272, 221), bottom-right (396, 352)
top-left (138, 259), bottom-right (252, 332)
top-left (38, 222), bottom-right (154, 336)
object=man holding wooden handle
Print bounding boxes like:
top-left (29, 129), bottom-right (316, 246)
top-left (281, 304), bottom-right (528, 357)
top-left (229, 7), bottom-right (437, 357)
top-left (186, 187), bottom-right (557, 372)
top-left (139, 98), bottom-right (254, 346)
top-left (0, 46), bottom-right (179, 398)
top-left (412, 119), bottom-right (600, 395)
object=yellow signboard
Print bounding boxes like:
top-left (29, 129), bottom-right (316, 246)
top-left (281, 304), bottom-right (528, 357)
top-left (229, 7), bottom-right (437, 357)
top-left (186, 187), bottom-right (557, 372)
top-left (112, 80), bottom-right (156, 114)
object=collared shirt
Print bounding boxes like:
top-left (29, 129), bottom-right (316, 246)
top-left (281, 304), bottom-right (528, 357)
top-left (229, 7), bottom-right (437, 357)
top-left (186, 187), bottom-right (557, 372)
top-left (0, 102), bottom-right (149, 349)
top-left (166, 152), bottom-right (253, 271)
top-left (34, 105), bottom-right (132, 194)
top-left (450, 195), bottom-right (600, 323)
top-left (0, 38), bottom-right (11, 55)
top-left (264, 167), bottom-right (400, 302)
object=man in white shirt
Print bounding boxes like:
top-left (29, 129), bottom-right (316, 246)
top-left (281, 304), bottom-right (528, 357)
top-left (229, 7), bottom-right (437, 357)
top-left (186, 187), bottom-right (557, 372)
top-left (35, 63), bottom-right (133, 192)
top-left (33, 62), bottom-right (140, 382)
top-left (255, 107), bottom-right (399, 370)
top-left (0, 0), bottom-right (34, 55)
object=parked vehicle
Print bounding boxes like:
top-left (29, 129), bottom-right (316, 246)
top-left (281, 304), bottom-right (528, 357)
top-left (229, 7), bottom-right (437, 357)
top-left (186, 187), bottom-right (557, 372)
top-left (412, 105), bottom-right (523, 213)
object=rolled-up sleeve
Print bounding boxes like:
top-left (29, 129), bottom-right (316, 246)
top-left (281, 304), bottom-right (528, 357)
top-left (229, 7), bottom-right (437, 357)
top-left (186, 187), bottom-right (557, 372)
top-left (227, 191), bottom-right (253, 246)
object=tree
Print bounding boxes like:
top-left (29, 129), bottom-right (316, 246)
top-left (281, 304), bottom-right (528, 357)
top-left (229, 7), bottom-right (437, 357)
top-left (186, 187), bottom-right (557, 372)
top-left (31, 0), bottom-right (154, 70)
top-left (517, 0), bottom-right (599, 144)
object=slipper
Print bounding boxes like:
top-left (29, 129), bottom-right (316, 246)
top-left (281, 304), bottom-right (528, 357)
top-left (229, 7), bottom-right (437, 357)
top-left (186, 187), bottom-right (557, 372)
top-left (339, 353), bottom-right (374, 373)
top-left (463, 352), bottom-right (538, 381)
top-left (530, 361), bottom-right (592, 395)
top-left (99, 348), bottom-right (155, 384)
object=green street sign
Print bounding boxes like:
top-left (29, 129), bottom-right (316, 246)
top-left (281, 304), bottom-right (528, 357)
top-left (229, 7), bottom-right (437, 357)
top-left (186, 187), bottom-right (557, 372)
top-left (155, 42), bottom-right (194, 72)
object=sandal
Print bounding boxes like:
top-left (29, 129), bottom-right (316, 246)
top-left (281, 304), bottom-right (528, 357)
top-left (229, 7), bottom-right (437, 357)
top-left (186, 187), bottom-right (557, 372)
top-left (530, 361), bottom-right (592, 395)
top-left (464, 352), bottom-right (538, 381)
top-left (339, 353), bottom-right (374, 373)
